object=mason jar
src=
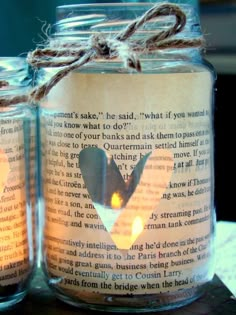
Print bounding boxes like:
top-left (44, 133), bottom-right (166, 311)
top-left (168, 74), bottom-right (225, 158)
top-left (39, 3), bottom-right (216, 312)
top-left (0, 57), bottom-right (36, 309)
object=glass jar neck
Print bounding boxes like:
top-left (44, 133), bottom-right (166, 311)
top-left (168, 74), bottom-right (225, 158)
top-left (0, 57), bottom-right (31, 97)
top-left (56, 4), bottom-right (200, 39)
top-left (52, 3), bottom-right (203, 65)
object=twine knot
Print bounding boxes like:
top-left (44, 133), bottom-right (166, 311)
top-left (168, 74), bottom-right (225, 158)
top-left (90, 34), bottom-right (112, 57)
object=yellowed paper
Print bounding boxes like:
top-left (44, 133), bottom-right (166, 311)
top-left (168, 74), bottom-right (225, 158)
top-left (42, 71), bottom-right (214, 294)
top-left (0, 117), bottom-right (30, 285)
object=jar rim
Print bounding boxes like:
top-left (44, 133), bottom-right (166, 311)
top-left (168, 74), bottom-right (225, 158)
top-left (55, 3), bottom-right (200, 39)
top-left (57, 3), bottom-right (194, 9)
top-left (0, 57), bottom-right (27, 79)
top-left (0, 57), bottom-right (31, 96)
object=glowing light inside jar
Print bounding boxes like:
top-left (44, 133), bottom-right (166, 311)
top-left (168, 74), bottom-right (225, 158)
top-left (111, 192), bottom-right (123, 210)
top-left (0, 149), bottom-right (10, 194)
top-left (131, 216), bottom-right (143, 242)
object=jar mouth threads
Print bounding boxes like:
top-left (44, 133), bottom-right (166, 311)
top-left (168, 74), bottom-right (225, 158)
top-left (54, 3), bottom-right (201, 39)
top-left (0, 57), bottom-right (31, 96)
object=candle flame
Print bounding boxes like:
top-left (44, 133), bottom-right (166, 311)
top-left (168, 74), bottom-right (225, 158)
top-left (111, 192), bottom-right (123, 210)
top-left (131, 216), bottom-right (143, 241)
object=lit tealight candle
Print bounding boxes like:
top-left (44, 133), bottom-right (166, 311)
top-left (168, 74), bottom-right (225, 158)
top-left (131, 216), bottom-right (144, 244)
top-left (111, 192), bottom-right (123, 210)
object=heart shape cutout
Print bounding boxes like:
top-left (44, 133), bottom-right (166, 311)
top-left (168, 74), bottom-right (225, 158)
top-left (0, 149), bottom-right (10, 195)
top-left (79, 148), bottom-right (150, 230)
top-left (79, 148), bottom-right (173, 250)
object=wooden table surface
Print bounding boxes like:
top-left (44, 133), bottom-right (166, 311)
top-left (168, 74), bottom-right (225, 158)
top-left (3, 221), bottom-right (236, 314)
top-left (3, 271), bottom-right (236, 315)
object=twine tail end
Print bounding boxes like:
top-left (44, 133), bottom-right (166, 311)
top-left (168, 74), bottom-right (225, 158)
top-left (127, 57), bottom-right (142, 72)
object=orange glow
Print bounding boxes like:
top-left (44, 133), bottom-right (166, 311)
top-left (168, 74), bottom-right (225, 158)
top-left (0, 149), bottom-right (10, 195)
top-left (131, 216), bottom-right (143, 241)
top-left (111, 192), bottom-right (123, 210)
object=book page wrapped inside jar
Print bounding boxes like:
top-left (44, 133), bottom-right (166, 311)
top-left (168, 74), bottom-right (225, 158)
top-left (28, 2), bottom-right (216, 312)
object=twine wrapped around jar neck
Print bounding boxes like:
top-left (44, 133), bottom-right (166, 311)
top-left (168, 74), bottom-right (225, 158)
top-left (0, 3), bottom-right (204, 107)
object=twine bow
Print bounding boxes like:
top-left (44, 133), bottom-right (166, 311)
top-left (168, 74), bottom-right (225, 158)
top-left (0, 3), bottom-right (204, 107)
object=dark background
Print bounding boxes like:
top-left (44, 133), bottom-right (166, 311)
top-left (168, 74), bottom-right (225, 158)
top-left (214, 75), bottom-right (235, 222)
top-left (0, 1), bottom-right (235, 222)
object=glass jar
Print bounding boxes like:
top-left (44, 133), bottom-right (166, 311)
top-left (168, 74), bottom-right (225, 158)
top-left (39, 3), bottom-right (216, 312)
top-left (0, 57), bottom-right (36, 309)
